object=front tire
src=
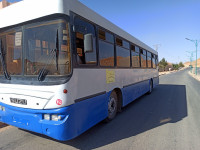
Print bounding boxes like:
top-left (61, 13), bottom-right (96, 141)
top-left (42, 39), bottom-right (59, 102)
top-left (105, 91), bottom-right (118, 122)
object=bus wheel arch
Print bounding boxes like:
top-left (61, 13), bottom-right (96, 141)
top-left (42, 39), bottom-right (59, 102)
top-left (105, 88), bottom-right (122, 122)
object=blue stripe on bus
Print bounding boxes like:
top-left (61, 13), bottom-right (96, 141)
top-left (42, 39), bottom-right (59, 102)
top-left (122, 77), bottom-right (159, 107)
top-left (122, 80), bottom-right (149, 106)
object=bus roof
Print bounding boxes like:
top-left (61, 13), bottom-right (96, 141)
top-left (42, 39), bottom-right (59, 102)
top-left (0, 0), bottom-right (157, 55)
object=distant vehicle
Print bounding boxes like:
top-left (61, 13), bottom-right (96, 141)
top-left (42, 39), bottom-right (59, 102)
top-left (0, 0), bottom-right (159, 141)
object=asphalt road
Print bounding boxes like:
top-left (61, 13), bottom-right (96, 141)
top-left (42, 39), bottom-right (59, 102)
top-left (1, 68), bottom-right (200, 150)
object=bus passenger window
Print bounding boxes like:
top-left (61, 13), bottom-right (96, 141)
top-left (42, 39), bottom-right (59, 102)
top-left (140, 49), bottom-right (147, 68)
top-left (152, 57), bottom-right (156, 68)
top-left (74, 17), bottom-right (97, 65)
top-left (98, 29), bottom-right (114, 67)
top-left (155, 55), bottom-right (158, 67)
top-left (147, 52), bottom-right (152, 68)
top-left (116, 38), bottom-right (130, 67)
top-left (76, 32), bottom-right (85, 64)
top-left (131, 45), bottom-right (140, 68)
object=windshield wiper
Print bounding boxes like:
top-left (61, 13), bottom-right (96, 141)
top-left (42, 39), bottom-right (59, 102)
top-left (55, 30), bottom-right (59, 71)
top-left (38, 30), bottom-right (59, 81)
top-left (0, 39), bottom-right (11, 80)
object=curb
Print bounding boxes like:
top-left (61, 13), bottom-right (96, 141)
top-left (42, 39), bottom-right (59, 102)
top-left (188, 71), bottom-right (200, 81)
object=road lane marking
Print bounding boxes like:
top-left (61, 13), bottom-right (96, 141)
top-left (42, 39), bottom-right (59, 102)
top-left (160, 117), bottom-right (171, 123)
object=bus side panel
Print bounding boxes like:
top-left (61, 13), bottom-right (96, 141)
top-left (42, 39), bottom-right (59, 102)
top-left (51, 92), bottom-right (109, 140)
top-left (122, 80), bottom-right (149, 107)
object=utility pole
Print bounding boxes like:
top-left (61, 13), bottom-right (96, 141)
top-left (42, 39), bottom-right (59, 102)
top-left (153, 44), bottom-right (161, 51)
top-left (186, 51), bottom-right (194, 73)
top-left (185, 38), bottom-right (200, 75)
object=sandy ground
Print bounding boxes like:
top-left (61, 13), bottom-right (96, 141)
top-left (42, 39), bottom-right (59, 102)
top-left (159, 70), bottom-right (176, 76)
top-left (159, 67), bottom-right (187, 76)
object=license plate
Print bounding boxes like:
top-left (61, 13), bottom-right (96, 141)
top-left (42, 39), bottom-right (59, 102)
top-left (10, 98), bottom-right (27, 105)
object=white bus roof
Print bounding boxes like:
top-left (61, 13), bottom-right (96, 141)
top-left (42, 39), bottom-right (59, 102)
top-left (0, 0), bottom-right (157, 55)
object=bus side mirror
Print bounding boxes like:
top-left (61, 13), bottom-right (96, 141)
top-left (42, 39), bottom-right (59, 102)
top-left (84, 33), bottom-right (93, 53)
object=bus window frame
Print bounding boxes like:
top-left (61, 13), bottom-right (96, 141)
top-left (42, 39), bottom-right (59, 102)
top-left (73, 15), bottom-right (98, 68)
top-left (98, 28), bottom-right (115, 68)
top-left (139, 48), bottom-right (145, 68)
top-left (147, 51), bottom-right (152, 68)
top-left (71, 13), bottom-right (158, 70)
top-left (130, 44), bottom-right (141, 68)
top-left (115, 37), bottom-right (131, 68)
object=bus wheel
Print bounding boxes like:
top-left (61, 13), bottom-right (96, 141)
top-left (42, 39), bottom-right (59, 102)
top-left (105, 91), bottom-right (118, 122)
top-left (148, 80), bottom-right (153, 94)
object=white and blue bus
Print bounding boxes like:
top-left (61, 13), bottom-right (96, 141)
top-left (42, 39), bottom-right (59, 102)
top-left (0, 0), bottom-right (158, 141)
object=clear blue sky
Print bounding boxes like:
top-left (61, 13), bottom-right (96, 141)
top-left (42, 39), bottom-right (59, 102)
top-left (2, 0), bottom-right (200, 63)
top-left (78, 0), bottom-right (200, 63)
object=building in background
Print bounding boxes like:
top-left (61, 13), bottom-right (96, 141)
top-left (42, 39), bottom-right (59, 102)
top-left (0, 0), bottom-right (15, 9)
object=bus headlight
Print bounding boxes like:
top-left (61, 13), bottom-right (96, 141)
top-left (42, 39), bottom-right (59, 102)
top-left (44, 114), bottom-right (50, 120)
top-left (2, 106), bottom-right (5, 111)
top-left (51, 115), bottom-right (61, 121)
top-left (43, 114), bottom-right (62, 121)
top-left (0, 105), bottom-right (5, 111)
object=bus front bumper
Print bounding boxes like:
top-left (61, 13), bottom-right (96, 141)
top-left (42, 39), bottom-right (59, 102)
top-left (0, 102), bottom-right (71, 141)
top-left (0, 92), bottom-right (108, 141)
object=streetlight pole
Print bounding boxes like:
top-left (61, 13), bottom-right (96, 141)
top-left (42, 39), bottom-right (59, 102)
top-left (186, 51), bottom-right (194, 73)
top-left (153, 44), bottom-right (161, 51)
top-left (185, 38), bottom-right (200, 75)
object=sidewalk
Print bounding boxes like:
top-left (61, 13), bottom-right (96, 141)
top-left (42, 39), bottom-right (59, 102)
top-left (188, 71), bottom-right (200, 81)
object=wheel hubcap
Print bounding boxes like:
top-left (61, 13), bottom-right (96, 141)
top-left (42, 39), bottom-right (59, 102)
top-left (108, 96), bottom-right (116, 114)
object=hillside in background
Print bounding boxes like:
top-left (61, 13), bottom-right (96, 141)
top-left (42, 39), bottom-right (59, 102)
top-left (0, 0), bottom-right (15, 9)
top-left (184, 58), bottom-right (200, 67)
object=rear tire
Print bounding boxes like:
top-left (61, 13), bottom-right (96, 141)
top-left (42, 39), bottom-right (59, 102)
top-left (105, 91), bottom-right (118, 122)
top-left (148, 80), bottom-right (153, 94)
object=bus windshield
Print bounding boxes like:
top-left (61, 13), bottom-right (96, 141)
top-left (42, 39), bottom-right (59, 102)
top-left (0, 19), bottom-right (71, 80)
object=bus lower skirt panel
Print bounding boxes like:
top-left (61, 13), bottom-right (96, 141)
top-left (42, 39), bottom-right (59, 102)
top-left (122, 79), bottom-right (157, 107)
